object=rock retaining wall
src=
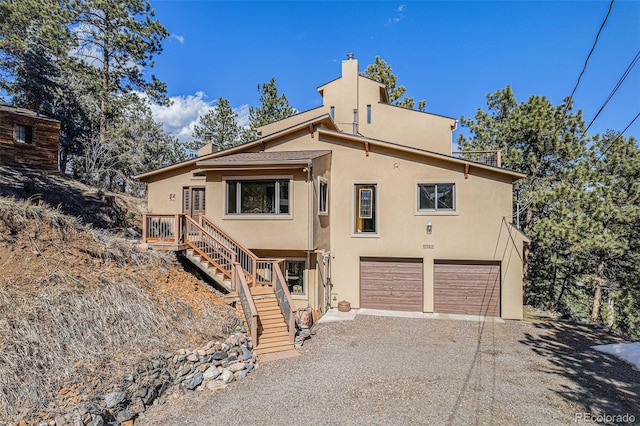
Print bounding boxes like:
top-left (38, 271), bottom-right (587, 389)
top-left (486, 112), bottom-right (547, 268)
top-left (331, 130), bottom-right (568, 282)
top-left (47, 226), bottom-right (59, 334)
top-left (33, 332), bottom-right (257, 426)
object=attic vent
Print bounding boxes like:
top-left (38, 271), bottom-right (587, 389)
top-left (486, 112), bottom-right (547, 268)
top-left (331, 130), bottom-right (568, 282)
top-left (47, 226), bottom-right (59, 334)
top-left (346, 53), bottom-right (355, 60)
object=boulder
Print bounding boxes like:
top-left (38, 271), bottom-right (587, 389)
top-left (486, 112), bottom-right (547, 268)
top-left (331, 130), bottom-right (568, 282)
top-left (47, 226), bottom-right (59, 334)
top-left (104, 391), bottom-right (126, 409)
top-left (203, 366), bottom-right (221, 380)
top-left (220, 369), bottom-right (234, 383)
top-left (185, 372), bottom-right (203, 390)
top-left (227, 362), bottom-right (246, 373)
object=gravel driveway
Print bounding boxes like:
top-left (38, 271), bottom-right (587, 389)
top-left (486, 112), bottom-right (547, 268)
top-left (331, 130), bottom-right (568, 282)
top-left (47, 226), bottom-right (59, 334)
top-left (138, 313), bottom-right (640, 425)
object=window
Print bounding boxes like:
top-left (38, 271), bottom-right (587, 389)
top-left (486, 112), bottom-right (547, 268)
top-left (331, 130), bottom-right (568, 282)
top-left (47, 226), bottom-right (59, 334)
top-left (418, 183), bottom-right (455, 211)
top-left (355, 184), bottom-right (377, 233)
top-left (285, 260), bottom-right (306, 296)
top-left (330, 106), bottom-right (335, 120)
top-left (15, 125), bottom-right (33, 144)
top-left (226, 179), bottom-right (290, 215)
top-left (366, 105), bottom-right (371, 124)
top-left (318, 178), bottom-right (328, 215)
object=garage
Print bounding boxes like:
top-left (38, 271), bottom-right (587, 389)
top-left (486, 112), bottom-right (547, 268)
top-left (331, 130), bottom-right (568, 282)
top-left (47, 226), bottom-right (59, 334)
top-left (434, 261), bottom-right (501, 316)
top-left (360, 257), bottom-right (423, 312)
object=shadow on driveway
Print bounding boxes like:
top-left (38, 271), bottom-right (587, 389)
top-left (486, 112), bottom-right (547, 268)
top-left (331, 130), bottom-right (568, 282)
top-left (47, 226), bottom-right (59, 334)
top-left (521, 320), bottom-right (640, 420)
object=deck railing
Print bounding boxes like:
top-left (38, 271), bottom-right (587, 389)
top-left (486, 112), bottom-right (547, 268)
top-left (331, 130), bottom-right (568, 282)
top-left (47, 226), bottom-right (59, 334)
top-left (234, 263), bottom-right (258, 344)
top-left (273, 264), bottom-right (296, 343)
top-left (143, 213), bottom-right (296, 340)
top-left (184, 215), bottom-right (236, 283)
top-left (143, 214), bottom-right (181, 244)
top-left (452, 150), bottom-right (502, 168)
top-left (200, 215), bottom-right (278, 286)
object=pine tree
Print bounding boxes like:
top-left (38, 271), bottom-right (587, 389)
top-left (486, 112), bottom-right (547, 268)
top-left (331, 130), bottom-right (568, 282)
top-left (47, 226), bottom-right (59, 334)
top-left (192, 97), bottom-right (241, 151)
top-left (72, 0), bottom-right (170, 142)
top-left (361, 56), bottom-right (425, 110)
top-left (241, 77), bottom-right (295, 142)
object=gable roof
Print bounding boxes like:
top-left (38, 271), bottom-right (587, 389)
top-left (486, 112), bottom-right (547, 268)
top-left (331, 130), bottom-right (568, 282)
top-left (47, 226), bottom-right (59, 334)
top-left (197, 150), bottom-right (330, 167)
top-left (316, 128), bottom-right (526, 181)
top-left (136, 113), bottom-right (524, 182)
top-left (0, 104), bottom-right (59, 123)
top-left (135, 114), bottom-right (337, 180)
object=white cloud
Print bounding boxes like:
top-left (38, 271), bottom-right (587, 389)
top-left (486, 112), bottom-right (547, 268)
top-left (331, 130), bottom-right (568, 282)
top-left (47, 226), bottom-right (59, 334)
top-left (387, 4), bottom-right (406, 25)
top-left (143, 92), bottom-right (251, 142)
top-left (170, 34), bottom-right (185, 44)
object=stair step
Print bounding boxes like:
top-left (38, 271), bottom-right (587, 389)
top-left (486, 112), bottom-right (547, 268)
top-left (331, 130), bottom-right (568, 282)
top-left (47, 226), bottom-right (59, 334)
top-left (259, 312), bottom-right (285, 320)
top-left (253, 299), bottom-right (280, 310)
top-left (259, 322), bottom-right (287, 330)
top-left (258, 308), bottom-right (282, 318)
top-left (259, 330), bottom-right (289, 338)
top-left (255, 342), bottom-right (295, 355)
top-left (254, 299), bottom-right (279, 306)
top-left (257, 335), bottom-right (291, 345)
top-left (250, 286), bottom-right (275, 296)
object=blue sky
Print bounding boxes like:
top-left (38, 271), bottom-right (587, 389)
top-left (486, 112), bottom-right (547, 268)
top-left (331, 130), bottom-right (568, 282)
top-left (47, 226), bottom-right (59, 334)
top-left (146, 1), bottom-right (640, 144)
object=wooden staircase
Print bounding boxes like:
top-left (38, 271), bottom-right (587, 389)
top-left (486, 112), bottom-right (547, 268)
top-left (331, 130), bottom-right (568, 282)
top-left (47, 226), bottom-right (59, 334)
top-left (251, 286), bottom-right (295, 354)
top-left (185, 248), bottom-right (233, 290)
top-left (154, 214), bottom-right (296, 355)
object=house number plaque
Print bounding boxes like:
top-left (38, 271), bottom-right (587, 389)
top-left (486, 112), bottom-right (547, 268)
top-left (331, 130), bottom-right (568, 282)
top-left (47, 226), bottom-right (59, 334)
top-left (422, 243), bottom-right (435, 249)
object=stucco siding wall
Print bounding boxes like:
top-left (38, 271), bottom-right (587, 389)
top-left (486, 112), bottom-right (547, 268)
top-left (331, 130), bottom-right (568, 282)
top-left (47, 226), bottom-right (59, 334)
top-left (312, 154), bottom-right (331, 251)
top-left (262, 132), bottom-right (523, 319)
top-left (205, 169), bottom-right (311, 251)
top-left (146, 167), bottom-right (204, 214)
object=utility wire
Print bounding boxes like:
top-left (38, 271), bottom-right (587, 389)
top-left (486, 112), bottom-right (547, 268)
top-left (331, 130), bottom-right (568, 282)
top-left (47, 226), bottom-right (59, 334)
top-left (593, 111), bottom-right (640, 161)
top-left (584, 50), bottom-right (640, 134)
top-left (561, 0), bottom-right (615, 118)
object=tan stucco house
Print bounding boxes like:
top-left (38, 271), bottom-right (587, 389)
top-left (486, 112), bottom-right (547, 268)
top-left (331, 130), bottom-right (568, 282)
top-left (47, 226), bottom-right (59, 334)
top-left (137, 55), bottom-right (528, 331)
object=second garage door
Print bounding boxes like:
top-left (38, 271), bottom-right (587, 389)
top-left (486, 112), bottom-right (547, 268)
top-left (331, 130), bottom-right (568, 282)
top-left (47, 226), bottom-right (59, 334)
top-left (360, 257), bottom-right (423, 312)
top-left (434, 261), bottom-right (501, 316)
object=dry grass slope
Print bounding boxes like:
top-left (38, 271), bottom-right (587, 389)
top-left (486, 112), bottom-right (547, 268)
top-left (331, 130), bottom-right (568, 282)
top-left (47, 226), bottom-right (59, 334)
top-left (0, 197), bottom-right (241, 423)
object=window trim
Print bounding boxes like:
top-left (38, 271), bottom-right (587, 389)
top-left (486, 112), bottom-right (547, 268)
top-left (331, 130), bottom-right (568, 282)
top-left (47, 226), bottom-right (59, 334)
top-left (353, 182), bottom-right (379, 236)
top-left (318, 177), bottom-right (329, 216)
top-left (223, 175), bottom-right (293, 219)
top-left (416, 183), bottom-right (457, 213)
top-left (14, 124), bottom-right (34, 144)
top-left (284, 258), bottom-right (308, 299)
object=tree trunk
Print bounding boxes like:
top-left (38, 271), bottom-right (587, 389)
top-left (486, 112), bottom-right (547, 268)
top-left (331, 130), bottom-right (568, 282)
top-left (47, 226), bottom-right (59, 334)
top-left (607, 298), bottom-right (614, 327)
top-left (590, 261), bottom-right (605, 323)
top-left (555, 274), bottom-right (570, 311)
top-left (100, 13), bottom-right (110, 147)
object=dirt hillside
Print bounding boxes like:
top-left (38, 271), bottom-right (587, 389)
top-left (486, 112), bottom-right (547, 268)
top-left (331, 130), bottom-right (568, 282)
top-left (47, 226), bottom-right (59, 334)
top-left (0, 167), bottom-right (240, 424)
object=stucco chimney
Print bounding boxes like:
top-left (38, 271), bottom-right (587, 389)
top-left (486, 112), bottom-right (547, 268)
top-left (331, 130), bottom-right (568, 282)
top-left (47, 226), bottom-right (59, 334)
top-left (342, 53), bottom-right (359, 81)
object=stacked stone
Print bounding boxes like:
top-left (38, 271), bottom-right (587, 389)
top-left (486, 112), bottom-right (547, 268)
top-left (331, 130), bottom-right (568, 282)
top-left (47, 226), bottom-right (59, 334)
top-left (47, 332), bottom-right (256, 426)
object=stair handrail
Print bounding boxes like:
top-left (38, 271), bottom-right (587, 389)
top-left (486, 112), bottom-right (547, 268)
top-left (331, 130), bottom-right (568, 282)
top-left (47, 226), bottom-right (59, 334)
top-left (200, 215), bottom-right (260, 281)
top-left (184, 215), bottom-right (236, 281)
top-left (234, 263), bottom-right (258, 346)
top-left (273, 264), bottom-right (296, 344)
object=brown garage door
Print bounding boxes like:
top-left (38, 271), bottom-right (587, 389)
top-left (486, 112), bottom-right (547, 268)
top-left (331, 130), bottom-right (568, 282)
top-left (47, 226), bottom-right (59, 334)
top-left (360, 257), bottom-right (423, 312)
top-left (434, 261), bottom-right (501, 316)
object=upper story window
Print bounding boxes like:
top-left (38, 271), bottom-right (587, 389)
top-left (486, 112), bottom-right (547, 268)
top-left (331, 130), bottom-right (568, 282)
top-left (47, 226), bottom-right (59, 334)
top-left (15, 125), bottom-right (33, 144)
top-left (355, 184), bottom-right (377, 233)
top-left (330, 106), bottom-right (335, 120)
top-left (318, 178), bottom-right (328, 215)
top-left (418, 183), bottom-right (455, 211)
top-left (366, 105), bottom-right (371, 124)
top-left (226, 179), bottom-right (290, 215)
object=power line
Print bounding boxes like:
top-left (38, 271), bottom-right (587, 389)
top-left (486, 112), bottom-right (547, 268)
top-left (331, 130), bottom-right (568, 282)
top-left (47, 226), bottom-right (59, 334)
top-left (584, 50), bottom-right (640, 134)
top-left (593, 111), bottom-right (640, 161)
top-left (561, 0), bottom-right (615, 118)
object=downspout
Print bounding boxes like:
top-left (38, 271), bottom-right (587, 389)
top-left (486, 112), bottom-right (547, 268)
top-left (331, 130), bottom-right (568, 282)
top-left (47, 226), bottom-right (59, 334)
top-left (305, 161), bottom-right (314, 308)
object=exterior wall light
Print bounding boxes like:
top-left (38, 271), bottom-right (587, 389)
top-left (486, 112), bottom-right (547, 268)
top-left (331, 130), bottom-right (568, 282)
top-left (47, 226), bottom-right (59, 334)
top-left (427, 220), bottom-right (433, 234)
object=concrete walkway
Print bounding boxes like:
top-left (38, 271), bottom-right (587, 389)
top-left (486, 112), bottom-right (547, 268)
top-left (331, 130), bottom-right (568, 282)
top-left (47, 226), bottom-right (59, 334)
top-left (318, 307), bottom-right (505, 323)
